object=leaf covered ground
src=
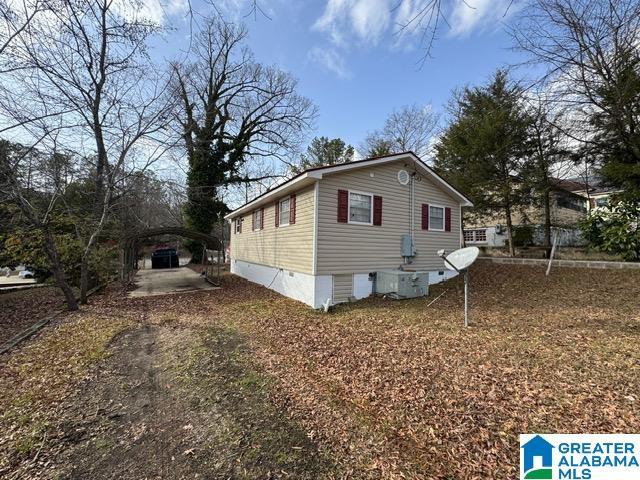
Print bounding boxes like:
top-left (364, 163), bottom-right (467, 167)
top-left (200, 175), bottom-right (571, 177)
top-left (0, 262), bottom-right (638, 479)
top-left (0, 287), bottom-right (66, 345)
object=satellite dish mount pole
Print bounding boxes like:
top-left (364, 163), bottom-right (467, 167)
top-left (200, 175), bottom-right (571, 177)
top-left (442, 257), bottom-right (469, 327)
top-left (438, 248), bottom-right (479, 328)
top-left (463, 269), bottom-right (469, 328)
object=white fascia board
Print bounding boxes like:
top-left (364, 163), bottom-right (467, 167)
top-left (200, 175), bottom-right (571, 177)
top-left (224, 173), bottom-right (318, 219)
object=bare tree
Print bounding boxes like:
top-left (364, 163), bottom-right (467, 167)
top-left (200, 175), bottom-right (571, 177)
top-left (512, 0), bottom-right (640, 194)
top-left (0, 0), bottom-right (45, 58)
top-left (361, 103), bottom-right (439, 158)
top-left (171, 16), bottom-right (316, 243)
top-left (0, 0), bottom-right (173, 303)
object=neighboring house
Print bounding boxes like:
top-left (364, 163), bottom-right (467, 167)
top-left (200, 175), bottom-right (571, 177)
top-left (567, 176), bottom-right (623, 211)
top-left (464, 178), bottom-right (589, 248)
top-left (225, 152), bottom-right (473, 308)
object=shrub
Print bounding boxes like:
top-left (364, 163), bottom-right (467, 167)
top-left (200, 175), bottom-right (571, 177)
top-left (579, 201), bottom-right (640, 261)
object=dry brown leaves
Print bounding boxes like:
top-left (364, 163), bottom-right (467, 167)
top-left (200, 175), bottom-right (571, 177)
top-left (0, 287), bottom-right (135, 477)
top-left (0, 287), bottom-right (66, 345)
top-left (1, 263), bottom-right (638, 479)
top-left (146, 263), bottom-right (640, 479)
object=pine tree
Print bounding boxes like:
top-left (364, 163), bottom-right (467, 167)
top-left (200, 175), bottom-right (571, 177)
top-left (434, 70), bottom-right (532, 256)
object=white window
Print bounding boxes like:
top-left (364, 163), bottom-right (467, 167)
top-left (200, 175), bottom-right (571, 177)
top-left (252, 209), bottom-right (262, 231)
top-left (234, 217), bottom-right (243, 234)
top-left (279, 197), bottom-right (290, 226)
top-left (348, 191), bottom-right (373, 224)
top-left (464, 229), bottom-right (487, 243)
top-left (429, 205), bottom-right (445, 231)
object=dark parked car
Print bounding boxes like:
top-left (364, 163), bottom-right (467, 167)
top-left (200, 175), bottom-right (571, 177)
top-left (151, 248), bottom-right (179, 269)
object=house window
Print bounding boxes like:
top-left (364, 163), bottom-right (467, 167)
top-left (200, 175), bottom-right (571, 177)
top-left (463, 229), bottom-right (487, 243)
top-left (252, 209), bottom-right (262, 231)
top-left (557, 193), bottom-right (586, 212)
top-left (429, 206), bottom-right (445, 231)
top-left (595, 197), bottom-right (609, 208)
top-left (279, 197), bottom-right (290, 226)
top-left (234, 217), bottom-right (243, 234)
top-left (348, 192), bottom-right (373, 224)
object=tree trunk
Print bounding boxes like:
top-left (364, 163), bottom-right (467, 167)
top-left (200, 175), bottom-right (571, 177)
top-left (543, 188), bottom-right (552, 258)
top-left (42, 226), bottom-right (78, 311)
top-left (79, 259), bottom-right (89, 304)
top-left (505, 204), bottom-right (516, 257)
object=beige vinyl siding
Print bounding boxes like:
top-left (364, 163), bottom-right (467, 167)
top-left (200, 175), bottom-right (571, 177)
top-left (332, 274), bottom-right (353, 303)
top-left (316, 160), bottom-right (462, 275)
top-left (230, 185), bottom-right (315, 274)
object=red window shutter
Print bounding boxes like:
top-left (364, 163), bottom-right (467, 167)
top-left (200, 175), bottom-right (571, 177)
top-left (422, 204), bottom-right (429, 230)
top-left (337, 189), bottom-right (348, 222)
top-left (251, 211), bottom-right (255, 231)
top-left (373, 195), bottom-right (382, 226)
top-left (589, 198), bottom-right (595, 209)
top-left (275, 201), bottom-right (280, 227)
top-left (445, 207), bottom-right (452, 232)
top-left (260, 208), bottom-right (264, 229)
top-left (290, 193), bottom-right (296, 224)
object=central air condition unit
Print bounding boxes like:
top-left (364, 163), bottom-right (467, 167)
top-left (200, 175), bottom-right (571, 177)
top-left (375, 270), bottom-right (429, 299)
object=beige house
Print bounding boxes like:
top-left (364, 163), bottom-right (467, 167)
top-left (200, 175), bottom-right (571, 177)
top-left (463, 180), bottom-right (589, 247)
top-left (225, 152), bottom-right (473, 308)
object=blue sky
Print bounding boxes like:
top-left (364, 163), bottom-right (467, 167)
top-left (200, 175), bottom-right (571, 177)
top-left (153, 0), bottom-right (527, 151)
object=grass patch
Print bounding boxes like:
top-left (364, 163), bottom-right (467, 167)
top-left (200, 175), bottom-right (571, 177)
top-left (0, 309), bottom-right (133, 476)
top-left (163, 325), bottom-right (338, 480)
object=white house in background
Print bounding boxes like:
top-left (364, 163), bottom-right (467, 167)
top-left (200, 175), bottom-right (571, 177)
top-left (225, 152), bottom-right (473, 308)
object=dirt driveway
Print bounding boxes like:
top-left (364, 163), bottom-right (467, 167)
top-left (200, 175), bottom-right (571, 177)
top-left (52, 322), bottom-right (332, 479)
top-left (0, 290), bottom-right (335, 479)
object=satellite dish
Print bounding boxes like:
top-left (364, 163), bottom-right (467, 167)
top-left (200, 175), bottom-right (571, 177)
top-left (437, 246), bottom-right (480, 328)
top-left (443, 246), bottom-right (479, 272)
top-left (397, 169), bottom-right (410, 185)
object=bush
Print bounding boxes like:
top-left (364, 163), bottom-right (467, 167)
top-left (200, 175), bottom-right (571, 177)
top-left (0, 229), bottom-right (117, 285)
top-left (579, 201), bottom-right (640, 261)
top-left (512, 225), bottom-right (534, 247)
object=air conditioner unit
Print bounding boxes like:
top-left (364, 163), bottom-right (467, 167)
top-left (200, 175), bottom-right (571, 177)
top-left (375, 270), bottom-right (429, 299)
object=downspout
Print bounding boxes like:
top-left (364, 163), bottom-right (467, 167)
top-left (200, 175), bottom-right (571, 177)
top-left (312, 179), bottom-right (319, 276)
top-left (410, 172), bottom-right (415, 242)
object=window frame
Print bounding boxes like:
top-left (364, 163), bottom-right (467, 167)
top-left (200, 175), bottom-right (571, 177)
top-left (234, 217), bottom-right (243, 234)
top-left (252, 209), bottom-right (262, 231)
top-left (464, 228), bottom-right (487, 243)
top-left (428, 204), bottom-right (445, 232)
top-left (347, 190), bottom-right (374, 226)
top-left (279, 197), bottom-right (291, 227)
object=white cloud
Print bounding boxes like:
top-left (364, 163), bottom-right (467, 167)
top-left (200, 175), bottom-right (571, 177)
top-left (448, 0), bottom-right (517, 38)
top-left (308, 46), bottom-right (351, 79)
top-left (314, 0), bottom-right (391, 46)
top-left (310, 0), bottom-right (518, 77)
top-left (314, 0), bottom-right (518, 45)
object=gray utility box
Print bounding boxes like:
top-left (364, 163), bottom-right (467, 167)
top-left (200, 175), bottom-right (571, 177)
top-left (375, 270), bottom-right (429, 299)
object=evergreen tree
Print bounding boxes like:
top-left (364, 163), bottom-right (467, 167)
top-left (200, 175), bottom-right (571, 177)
top-left (290, 137), bottom-right (354, 174)
top-left (434, 70), bottom-right (532, 256)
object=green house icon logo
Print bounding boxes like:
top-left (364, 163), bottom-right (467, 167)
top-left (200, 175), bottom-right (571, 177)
top-left (521, 435), bottom-right (554, 479)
